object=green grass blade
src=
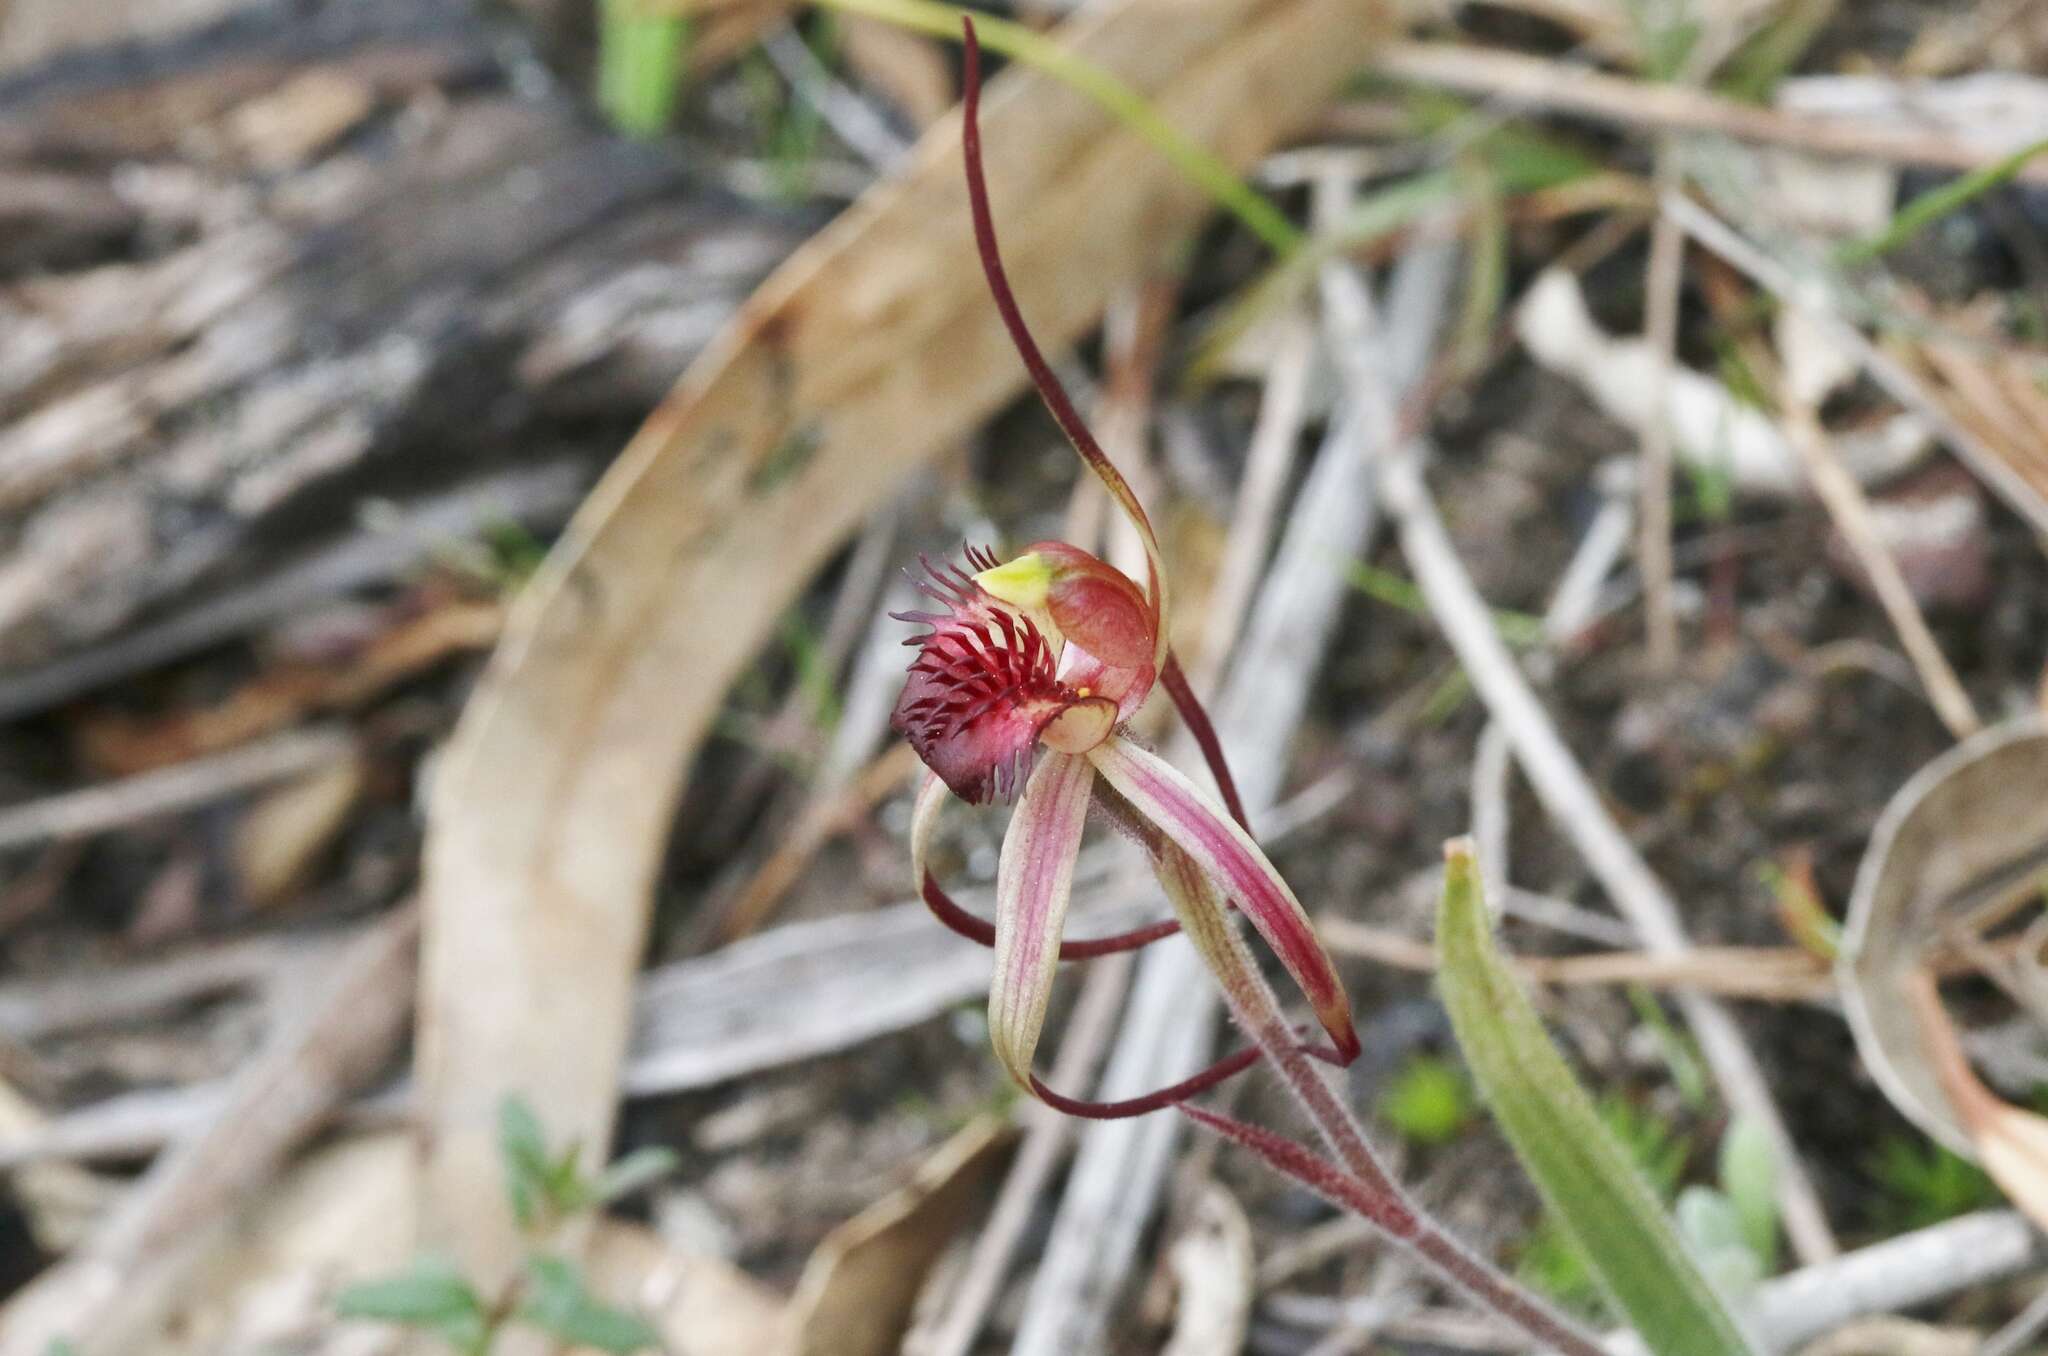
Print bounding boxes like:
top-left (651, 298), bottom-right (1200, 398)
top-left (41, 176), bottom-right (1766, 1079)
top-left (806, 0), bottom-right (1300, 254)
top-left (1436, 840), bottom-right (1757, 1356)
top-left (1839, 136), bottom-right (2048, 265)
top-left (598, 0), bottom-right (690, 138)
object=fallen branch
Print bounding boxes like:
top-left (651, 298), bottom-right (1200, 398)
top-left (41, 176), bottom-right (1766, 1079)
top-left (0, 906), bottom-right (417, 1356)
top-left (0, 727), bottom-right (354, 853)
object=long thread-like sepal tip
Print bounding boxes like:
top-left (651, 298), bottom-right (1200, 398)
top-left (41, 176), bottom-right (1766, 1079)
top-left (954, 7), bottom-right (1169, 660)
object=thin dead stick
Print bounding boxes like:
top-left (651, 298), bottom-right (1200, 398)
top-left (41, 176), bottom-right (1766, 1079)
top-left (1318, 921), bottom-right (1833, 1003)
top-left (1379, 448), bottom-right (1839, 1262)
top-left (1978, 1274), bottom-right (2048, 1356)
top-left (1772, 292), bottom-right (1978, 740)
top-left (1371, 41), bottom-right (2048, 183)
top-left (763, 23), bottom-right (910, 173)
top-left (0, 934), bottom-right (300, 1043)
top-left (1266, 1208), bottom-right (2044, 1355)
top-left (919, 954), bottom-right (1135, 1356)
top-left (1198, 314), bottom-right (1318, 680)
top-left (1099, 278), bottom-right (1178, 584)
top-left (1472, 461), bottom-right (1634, 912)
top-left (1469, 723), bottom-right (1512, 909)
top-left (1778, 398), bottom-right (1980, 740)
top-left (1662, 193), bottom-right (2048, 537)
top-left (1746, 1210), bottom-right (2041, 1354)
top-left (701, 503), bottom-right (901, 853)
top-left (714, 741), bottom-right (922, 942)
top-left (1636, 152), bottom-right (1683, 673)
top-left (0, 726), bottom-right (354, 852)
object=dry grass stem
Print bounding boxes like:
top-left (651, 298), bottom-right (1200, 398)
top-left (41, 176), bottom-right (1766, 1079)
top-left (1637, 162), bottom-right (1685, 672)
top-left (0, 727), bottom-right (354, 853)
top-left (1374, 41), bottom-right (2048, 182)
top-left (1379, 448), bottom-right (1840, 1261)
top-left (1779, 397), bottom-right (1981, 740)
top-left (1663, 194), bottom-right (2048, 536)
top-left (1318, 921), bottom-right (1834, 1002)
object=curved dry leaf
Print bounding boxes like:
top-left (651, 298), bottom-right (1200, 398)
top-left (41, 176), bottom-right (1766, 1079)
top-left (787, 1115), bottom-right (1014, 1356)
top-left (1162, 1182), bottom-right (1255, 1356)
top-left (1838, 719), bottom-right (2048, 1154)
top-left (1907, 969), bottom-right (2048, 1231)
top-left (414, 0), bottom-right (1392, 1287)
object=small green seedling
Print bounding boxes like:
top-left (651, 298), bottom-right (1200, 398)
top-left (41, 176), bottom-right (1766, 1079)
top-left (1674, 1116), bottom-right (1782, 1300)
top-left (335, 1095), bottom-right (676, 1353)
top-left (1866, 1134), bottom-right (2001, 1231)
top-left (1381, 1053), bottom-right (1476, 1147)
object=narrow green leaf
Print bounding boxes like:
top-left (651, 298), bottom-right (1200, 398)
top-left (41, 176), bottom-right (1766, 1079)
top-left (1718, 1116), bottom-right (1780, 1272)
top-left (1451, 159), bottom-right (1508, 378)
top-left (598, 0), bottom-right (690, 139)
top-left (335, 1257), bottom-right (490, 1353)
top-left (806, 0), bottom-right (1300, 254)
top-left (1714, 0), bottom-right (1835, 103)
top-left (1436, 840), bottom-right (1757, 1356)
top-left (547, 1141), bottom-right (589, 1210)
top-left (1839, 136), bottom-right (2048, 265)
top-left (519, 1255), bottom-right (663, 1354)
top-left (498, 1094), bottom-right (553, 1228)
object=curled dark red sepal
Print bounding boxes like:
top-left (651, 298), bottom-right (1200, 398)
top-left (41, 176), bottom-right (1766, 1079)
top-left (922, 867), bottom-right (1182, 958)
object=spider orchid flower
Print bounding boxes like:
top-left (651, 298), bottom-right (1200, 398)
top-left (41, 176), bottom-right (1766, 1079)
top-left (890, 19), bottom-right (1358, 1116)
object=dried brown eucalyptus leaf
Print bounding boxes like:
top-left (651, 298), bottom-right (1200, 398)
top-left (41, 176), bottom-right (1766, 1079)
top-left (1908, 969), bottom-right (2048, 1230)
top-left (787, 1115), bottom-right (1014, 1356)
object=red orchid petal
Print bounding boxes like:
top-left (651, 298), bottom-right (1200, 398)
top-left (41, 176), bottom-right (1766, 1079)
top-left (1090, 737), bottom-right (1360, 1062)
top-left (891, 557), bottom-right (1080, 804)
top-left (990, 752), bottom-right (1095, 1088)
top-left (960, 18), bottom-right (1168, 669)
top-left (1024, 541), bottom-right (1156, 671)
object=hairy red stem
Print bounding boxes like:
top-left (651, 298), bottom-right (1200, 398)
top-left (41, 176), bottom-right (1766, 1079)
top-left (1183, 898), bottom-right (1607, 1356)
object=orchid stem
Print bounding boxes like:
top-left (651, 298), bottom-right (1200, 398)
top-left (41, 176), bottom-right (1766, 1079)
top-left (1193, 897), bottom-right (1607, 1356)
